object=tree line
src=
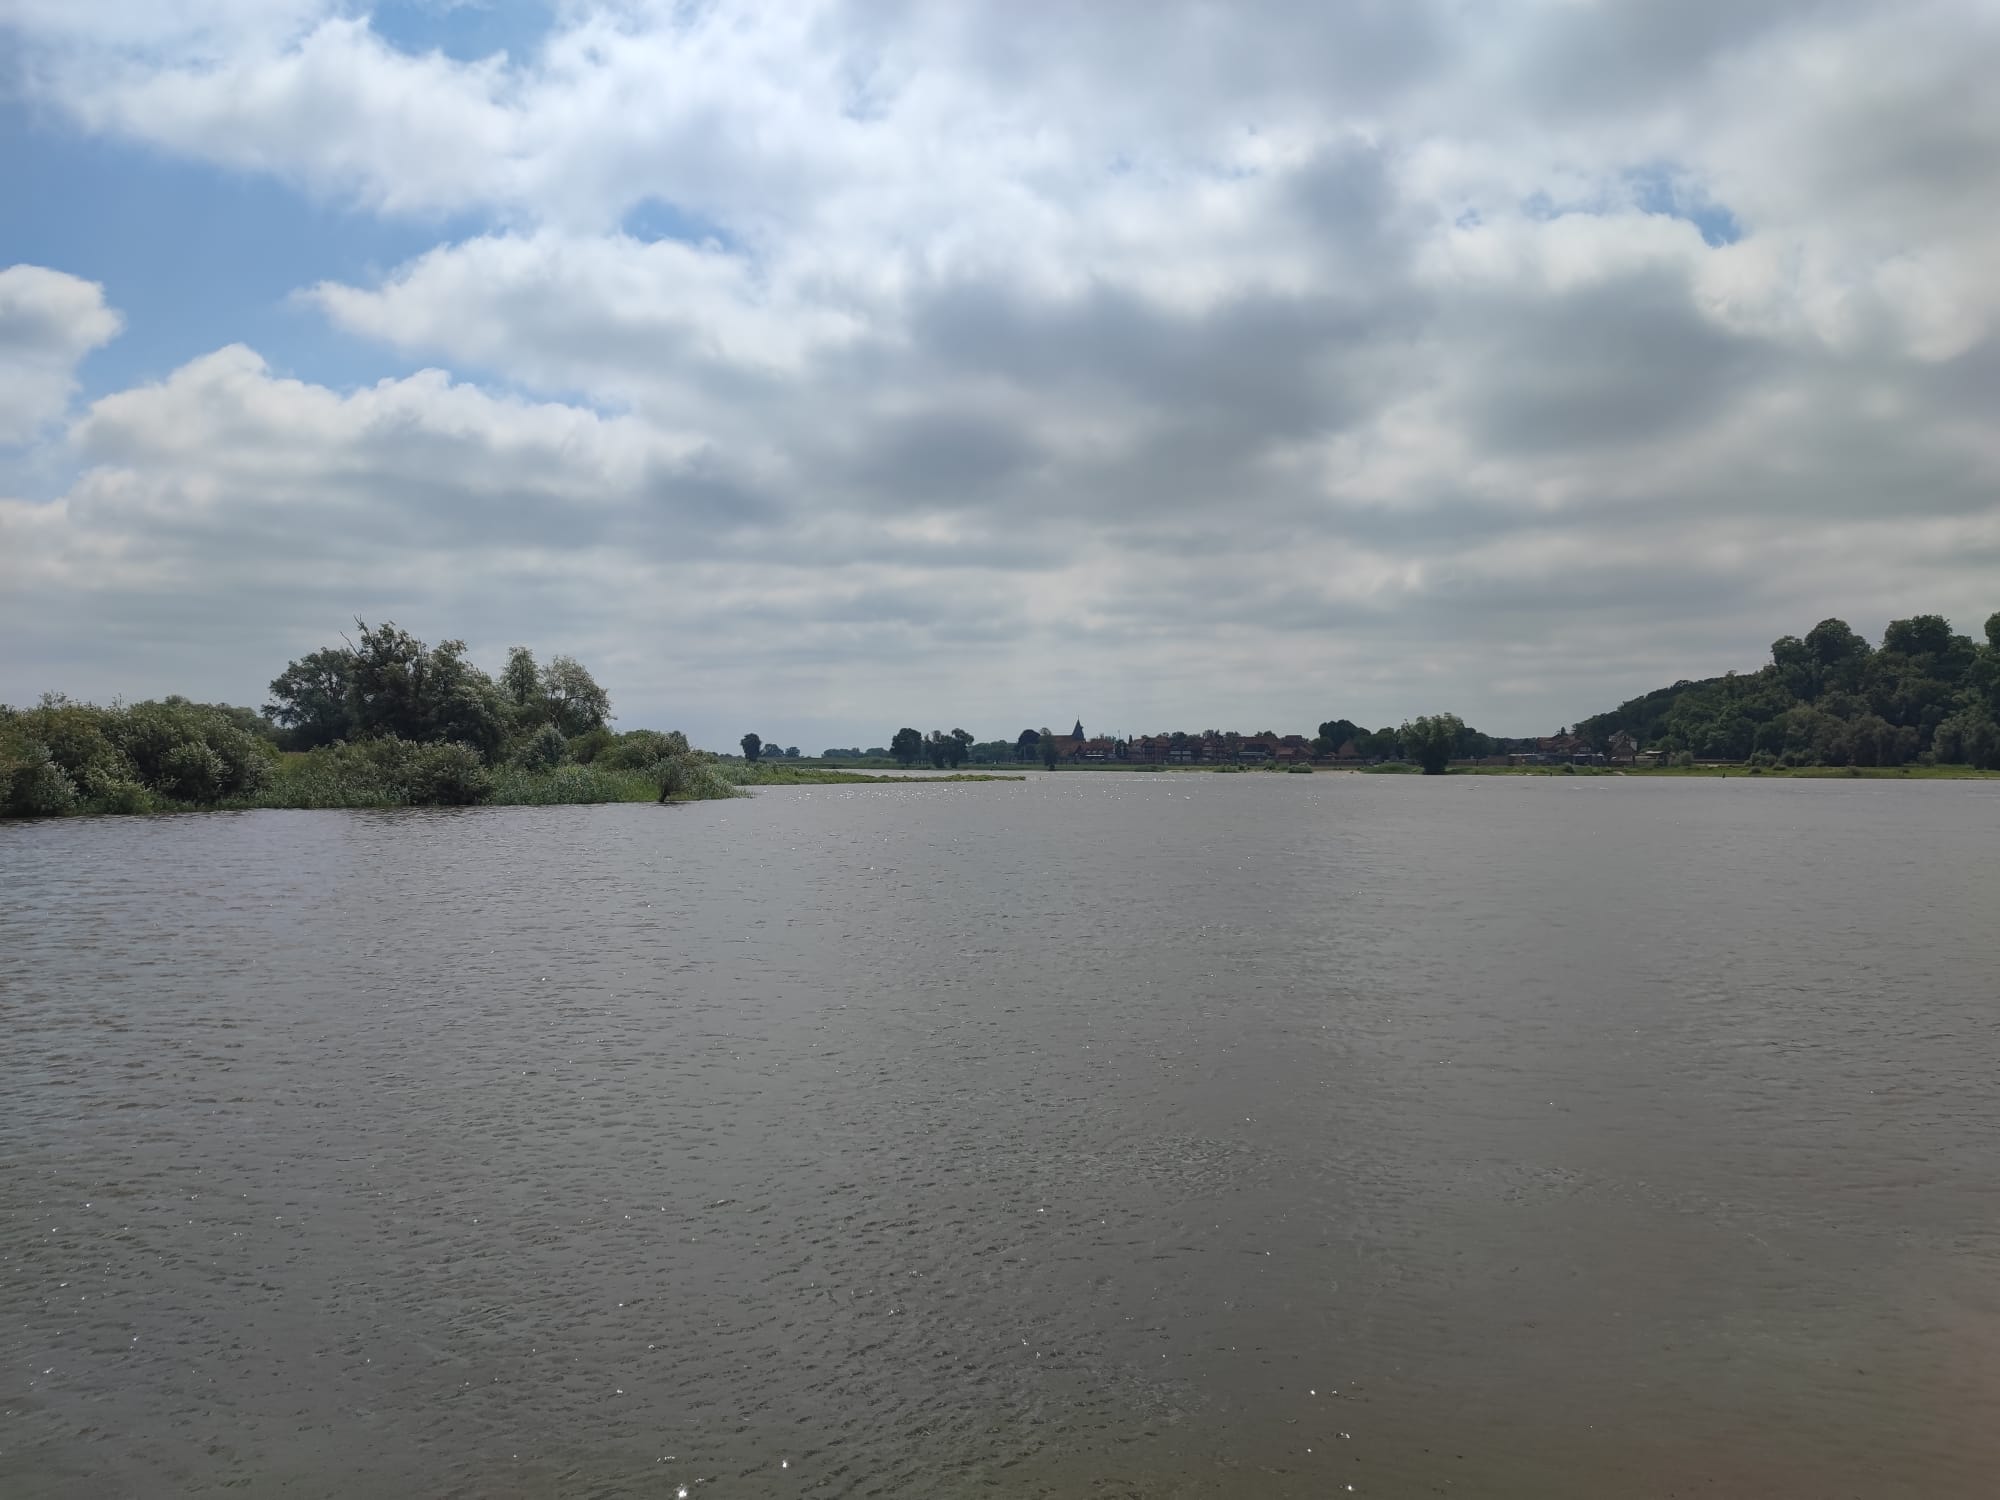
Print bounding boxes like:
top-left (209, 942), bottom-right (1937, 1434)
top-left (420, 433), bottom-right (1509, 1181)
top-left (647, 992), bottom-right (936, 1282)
top-left (2, 621), bottom-right (730, 818)
top-left (1578, 611), bottom-right (2000, 768)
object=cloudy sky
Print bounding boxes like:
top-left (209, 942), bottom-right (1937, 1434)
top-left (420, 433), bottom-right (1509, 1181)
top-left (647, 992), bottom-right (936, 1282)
top-left (4, 1), bottom-right (1998, 750)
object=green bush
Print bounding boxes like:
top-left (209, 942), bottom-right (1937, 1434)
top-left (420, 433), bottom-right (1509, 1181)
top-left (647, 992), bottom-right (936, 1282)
top-left (490, 763), bottom-right (647, 805)
top-left (79, 768), bottom-right (154, 814)
top-left (515, 722), bottom-right (568, 772)
top-left (654, 752), bottom-right (737, 801)
top-left (111, 699), bottom-right (273, 802)
top-left (3, 743), bottom-right (79, 817)
top-left (565, 726), bottom-right (616, 764)
top-left (399, 742), bottom-right (494, 805)
top-left (160, 741), bottom-right (228, 802)
top-left (598, 728), bottom-right (691, 771)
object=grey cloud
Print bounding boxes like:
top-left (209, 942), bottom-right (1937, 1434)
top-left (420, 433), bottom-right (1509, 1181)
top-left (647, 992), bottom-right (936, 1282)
top-left (1449, 267), bottom-right (1774, 456)
top-left (9, 2), bottom-right (2000, 748)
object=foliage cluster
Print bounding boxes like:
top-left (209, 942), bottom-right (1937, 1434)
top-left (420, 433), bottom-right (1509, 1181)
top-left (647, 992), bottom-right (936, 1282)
top-left (1579, 612), bottom-right (2000, 767)
top-left (266, 623), bottom-right (612, 759)
top-left (2, 694), bottom-right (276, 818)
top-left (882, 727), bottom-right (975, 768)
top-left (1317, 715), bottom-right (1493, 763)
top-left (4, 623), bottom-right (733, 818)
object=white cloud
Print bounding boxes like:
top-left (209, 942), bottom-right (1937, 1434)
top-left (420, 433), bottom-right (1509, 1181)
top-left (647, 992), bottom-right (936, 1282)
top-left (0, 266), bottom-right (124, 445)
top-left (5, 2), bottom-right (2000, 741)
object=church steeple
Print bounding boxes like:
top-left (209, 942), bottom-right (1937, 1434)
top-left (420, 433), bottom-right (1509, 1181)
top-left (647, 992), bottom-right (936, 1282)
top-left (1072, 718), bottom-right (1085, 740)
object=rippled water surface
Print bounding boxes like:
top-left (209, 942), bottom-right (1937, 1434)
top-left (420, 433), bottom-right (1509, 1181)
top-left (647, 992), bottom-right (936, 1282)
top-left (4, 774), bottom-right (1999, 1497)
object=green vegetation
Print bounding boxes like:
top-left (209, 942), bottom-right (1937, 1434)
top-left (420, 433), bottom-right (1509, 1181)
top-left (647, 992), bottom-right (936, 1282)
top-left (1399, 713), bottom-right (1466, 775)
top-left (723, 764), bottom-right (1022, 786)
top-left (2, 622), bottom-right (733, 819)
top-left (1580, 611), bottom-right (2000, 768)
top-left (1316, 716), bottom-right (1493, 762)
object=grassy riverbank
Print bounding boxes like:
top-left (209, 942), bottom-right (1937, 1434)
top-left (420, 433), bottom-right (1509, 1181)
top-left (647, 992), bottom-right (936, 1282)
top-left (1442, 762), bottom-right (2000, 779)
top-left (721, 764), bottom-right (1024, 786)
top-left (1, 700), bottom-right (1030, 821)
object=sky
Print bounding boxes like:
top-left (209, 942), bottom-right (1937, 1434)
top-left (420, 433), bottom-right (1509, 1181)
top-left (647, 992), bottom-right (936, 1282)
top-left (4, 1), bottom-right (1999, 753)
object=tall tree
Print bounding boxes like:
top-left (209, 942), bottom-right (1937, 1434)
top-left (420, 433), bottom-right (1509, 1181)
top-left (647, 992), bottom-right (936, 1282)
top-left (740, 732), bottom-right (762, 762)
top-left (1316, 717), bottom-right (1361, 753)
top-left (265, 646), bottom-right (356, 748)
top-left (1400, 713), bottom-right (1464, 775)
top-left (341, 622), bottom-right (509, 756)
top-left (1040, 726), bottom-right (1059, 770)
top-left (543, 654), bottom-right (611, 736)
top-left (1015, 728), bottom-right (1040, 762)
top-left (501, 646), bottom-right (542, 711)
top-left (890, 727), bottom-right (923, 767)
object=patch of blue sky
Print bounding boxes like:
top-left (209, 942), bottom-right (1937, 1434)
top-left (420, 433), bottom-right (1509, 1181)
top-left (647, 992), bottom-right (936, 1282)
top-left (1623, 163), bottom-right (1741, 246)
top-left (1522, 164), bottom-right (1741, 247)
top-left (365, 0), bottom-right (557, 64)
top-left (0, 99), bottom-right (490, 402)
top-left (621, 197), bottom-right (738, 253)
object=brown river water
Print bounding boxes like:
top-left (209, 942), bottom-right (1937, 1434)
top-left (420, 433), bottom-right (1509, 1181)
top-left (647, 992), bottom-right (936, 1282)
top-left (3, 773), bottom-right (1998, 1497)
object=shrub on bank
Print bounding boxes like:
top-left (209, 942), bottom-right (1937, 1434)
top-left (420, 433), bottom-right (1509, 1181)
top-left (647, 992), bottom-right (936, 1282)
top-left (489, 762), bottom-right (651, 805)
top-left (2, 695), bottom-right (274, 817)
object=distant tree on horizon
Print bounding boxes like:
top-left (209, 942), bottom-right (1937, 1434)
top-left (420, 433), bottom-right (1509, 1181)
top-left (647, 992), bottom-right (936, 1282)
top-left (1400, 714), bottom-right (1464, 775)
top-left (740, 732), bottom-right (762, 762)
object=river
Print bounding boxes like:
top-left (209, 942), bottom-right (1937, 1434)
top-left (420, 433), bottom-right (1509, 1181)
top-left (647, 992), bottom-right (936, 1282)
top-left (3, 773), bottom-right (1997, 1496)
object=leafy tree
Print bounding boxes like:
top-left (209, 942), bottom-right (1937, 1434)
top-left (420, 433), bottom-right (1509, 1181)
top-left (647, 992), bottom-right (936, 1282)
top-left (1582, 608), bottom-right (1999, 769)
top-left (518, 722), bottom-right (568, 771)
top-left (1, 740), bottom-right (78, 816)
top-left (340, 621), bottom-right (510, 757)
top-left (543, 654), bottom-right (611, 737)
top-left (596, 728), bottom-right (687, 770)
top-left (1015, 728), bottom-right (1040, 762)
top-left (890, 727), bottom-right (923, 767)
top-left (740, 732), bottom-right (763, 762)
top-left (1315, 717), bottom-right (1361, 754)
top-left (1804, 617), bottom-right (1872, 696)
top-left (566, 726), bottom-right (615, 763)
top-left (4, 695), bottom-right (272, 813)
top-left (949, 728), bottom-right (972, 768)
top-left (1400, 713), bottom-right (1464, 775)
top-left (266, 646), bottom-right (356, 748)
top-left (501, 646), bottom-right (542, 711)
top-left (1353, 725), bottom-right (1399, 760)
top-left (784, 746), bottom-right (799, 759)
top-left (1040, 726), bottom-right (1059, 770)
top-left (112, 699), bottom-right (273, 802)
top-left (1881, 614), bottom-right (1955, 660)
top-left (1936, 710), bottom-right (2000, 769)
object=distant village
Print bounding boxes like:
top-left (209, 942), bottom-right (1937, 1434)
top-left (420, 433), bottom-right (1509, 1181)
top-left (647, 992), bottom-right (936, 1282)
top-left (1014, 722), bottom-right (1652, 768)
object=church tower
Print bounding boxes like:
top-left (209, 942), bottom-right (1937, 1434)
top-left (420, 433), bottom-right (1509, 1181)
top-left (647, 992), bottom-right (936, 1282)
top-left (1072, 718), bottom-right (1085, 740)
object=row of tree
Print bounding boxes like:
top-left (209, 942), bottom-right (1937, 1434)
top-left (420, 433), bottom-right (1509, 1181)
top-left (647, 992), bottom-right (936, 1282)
top-left (857, 718), bottom-right (1485, 773)
top-left (1313, 717), bottom-right (1493, 763)
top-left (1578, 612), bottom-right (2000, 767)
top-left (886, 727), bottom-right (975, 768)
top-left (4, 622), bottom-right (727, 817)
top-left (266, 621), bottom-right (610, 757)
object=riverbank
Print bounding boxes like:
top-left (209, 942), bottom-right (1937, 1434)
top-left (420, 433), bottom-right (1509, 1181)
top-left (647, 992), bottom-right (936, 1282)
top-left (2, 752), bottom-right (1027, 821)
top-left (1445, 762), bottom-right (2000, 779)
top-left (722, 764), bottom-right (1024, 786)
